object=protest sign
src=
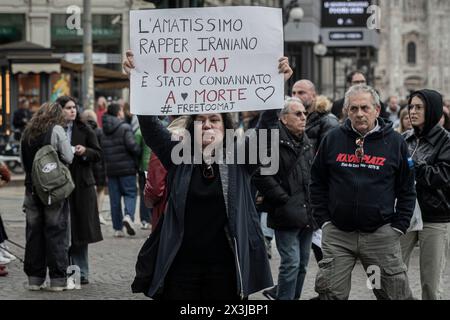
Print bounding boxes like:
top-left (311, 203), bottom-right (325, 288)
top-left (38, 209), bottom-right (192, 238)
top-left (129, 6), bottom-right (284, 115)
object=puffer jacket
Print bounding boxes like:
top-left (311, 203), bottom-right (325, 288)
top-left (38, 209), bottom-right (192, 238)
top-left (253, 122), bottom-right (315, 229)
top-left (404, 89), bottom-right (450, 222)
top-left (306, 102), bottom-right (339, 151)
top-left (101, 114), bottom-right (140, 177)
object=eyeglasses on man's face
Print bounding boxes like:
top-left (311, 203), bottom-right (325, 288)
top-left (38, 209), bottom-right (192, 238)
top-left (288, 111), bottom-right (308, 118)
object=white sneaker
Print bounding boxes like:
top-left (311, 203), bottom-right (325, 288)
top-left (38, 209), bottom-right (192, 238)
top-left (44, 286), bottom-right (66, 292)
top-left (99, 215), bottom-right (107, 225)
top-left (114, 230), bottom-right (125, 238)
top-left (0, 244), bottom-right (16, 261)
top-left (141, 222), bottom-right (151, 230)
top-left (28, 284), bottom-right (43, 291)
top-left (66, 277), bottom-right (81, 290)
top-left (0, 252), bottom-right (11, 265)
top-left (122, 215), bottom-right (136, 236)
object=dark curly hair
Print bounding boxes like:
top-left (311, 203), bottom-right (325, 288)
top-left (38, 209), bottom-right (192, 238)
top-left (23, 103), bottom-right (66, 143)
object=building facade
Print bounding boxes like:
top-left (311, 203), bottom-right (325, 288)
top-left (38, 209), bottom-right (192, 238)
top-left (376, 0), bottom-right (450, 100)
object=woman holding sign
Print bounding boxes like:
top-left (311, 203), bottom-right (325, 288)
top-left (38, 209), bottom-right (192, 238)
top-left (124, 50), bottom-right (293, 300)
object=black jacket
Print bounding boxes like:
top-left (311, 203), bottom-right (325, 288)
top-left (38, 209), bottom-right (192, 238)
top-left (101, 114), bottom-right (140, 177)
top-left (132, 111), bottom-right (278, 299)
top-left (13, 108), bottom-right (32, 131)
top-left (404, 89), bottom-right (450, 222)
top-left (306, 108), bottom-right (339, 152)
top-left (68, 120), bottom-right (103, 245)
top-left (86, 120), bottom-right (106, 186)
top-left (310, 118), bottom-right (416, 234)
top-left (253, 122), bottom-right (314, 229)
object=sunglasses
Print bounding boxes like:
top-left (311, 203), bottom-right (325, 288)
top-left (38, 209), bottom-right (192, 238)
top-left (355, 137), bottom-right (364, 159)
top-left (288, 111), bottom-right (308, 118)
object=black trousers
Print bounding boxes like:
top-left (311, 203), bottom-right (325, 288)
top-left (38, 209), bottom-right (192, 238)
top-left (161, 261), bottom-right (240, 301)
top-left (0, 214), bottom-right (8, 243)
top-left (23, 193), bottom-right (70, 287)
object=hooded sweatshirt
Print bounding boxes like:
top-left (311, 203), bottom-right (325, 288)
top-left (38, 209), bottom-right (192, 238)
top-left (310, 118), bottom-right (416, 234)
top-left (404, 89), bottom-right (450, 222)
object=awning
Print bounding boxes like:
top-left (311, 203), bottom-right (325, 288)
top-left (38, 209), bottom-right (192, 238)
top-left (11, 63), bottom-right (61, 74)
top-left (61, 60), bottom-right (129, 89)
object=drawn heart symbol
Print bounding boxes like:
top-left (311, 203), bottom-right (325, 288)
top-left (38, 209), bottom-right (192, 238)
top-left (255, 86), bottom-right (275, 103)
top-left (181, 93), bottom-right (188, 101)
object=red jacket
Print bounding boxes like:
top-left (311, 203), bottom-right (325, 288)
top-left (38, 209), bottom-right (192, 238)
top-left (0, 162), bottom-right (11, 183)
top-left (144, 153), bottom-right (167, 228)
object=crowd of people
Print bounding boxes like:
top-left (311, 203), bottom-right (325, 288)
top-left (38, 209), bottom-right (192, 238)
top-left (0, 52), bottom-right (449, 301)
top-left (122, 51), bottom-right (450, 301)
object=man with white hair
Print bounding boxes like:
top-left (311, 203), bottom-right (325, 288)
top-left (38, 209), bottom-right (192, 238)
top-left (254, 97), bottom-right (315, 300)
top-left (310, 85), bottom-right (416, 300)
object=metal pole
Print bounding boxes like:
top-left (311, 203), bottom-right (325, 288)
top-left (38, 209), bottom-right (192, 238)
top-left (82, 0), bottom-right (94, 110)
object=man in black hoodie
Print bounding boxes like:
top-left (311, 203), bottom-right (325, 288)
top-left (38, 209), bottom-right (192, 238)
top-left (401, 89), bottom-right (450, 300)
top-left (311, 85), bottom-right (416, 300)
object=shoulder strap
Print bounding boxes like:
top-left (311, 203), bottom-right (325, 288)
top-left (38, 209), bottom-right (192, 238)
top-left (43, 125), bottom-right (55, 146)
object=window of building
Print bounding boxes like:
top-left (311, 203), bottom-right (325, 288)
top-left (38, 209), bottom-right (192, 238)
top-left (407, 42), bottom-right (417, 65)
top-left (18, 74), bottom-right (41, 113)
top-left (0, 14), bottom-right (26, 45)
top-left (51, 14), bottom-right (123, 71)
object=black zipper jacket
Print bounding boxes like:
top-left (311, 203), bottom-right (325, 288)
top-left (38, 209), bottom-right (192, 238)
top-left (253, 122), bottom-right (315, 229)
top-left (404, 89), bottom-right (450, 222)
top-left (310, 118), bottom-right (416, 234)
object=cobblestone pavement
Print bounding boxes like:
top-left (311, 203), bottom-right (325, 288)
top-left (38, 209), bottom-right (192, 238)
top-left (1, 183), bottom-right (449, 300)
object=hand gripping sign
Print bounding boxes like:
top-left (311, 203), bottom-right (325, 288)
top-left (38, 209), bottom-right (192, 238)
top-left (130, 6), bottom-right (284, 116)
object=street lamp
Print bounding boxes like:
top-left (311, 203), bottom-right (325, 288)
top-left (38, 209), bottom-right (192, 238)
top-left (283, 0), bottom-right (304, 26)
top-left (314, 36), bottom-right (327, 93)
top-left (314, 36), bottom-right (327, 57)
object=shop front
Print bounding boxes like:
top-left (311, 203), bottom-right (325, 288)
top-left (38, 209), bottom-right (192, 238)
top-left (0, 41), bottom-right (61, 134)
top-left (0, 40), bottom-right (129, 134)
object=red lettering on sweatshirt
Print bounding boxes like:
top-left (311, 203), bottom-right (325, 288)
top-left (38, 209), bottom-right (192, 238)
top-left (336, 153), bottom-right (387, 167)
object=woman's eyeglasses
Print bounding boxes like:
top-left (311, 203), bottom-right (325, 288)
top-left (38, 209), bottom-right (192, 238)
top-left (355, 137), bottom-right (365, 159)
top-left (408, 104), bottom-right (425, 112)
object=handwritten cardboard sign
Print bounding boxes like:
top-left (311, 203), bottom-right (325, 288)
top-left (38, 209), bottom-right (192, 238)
top-left (130, 6), bottom-right (284, 115)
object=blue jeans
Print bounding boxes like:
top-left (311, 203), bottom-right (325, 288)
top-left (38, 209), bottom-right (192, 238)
top-left (260, 212), bottom-right (274, 239)
top-left (70, 244), bottom-right (89, 281)
top-left (108, 175), bottom-right (137, 231)
top-left (275, 227), bottom-right (313, 300)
